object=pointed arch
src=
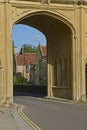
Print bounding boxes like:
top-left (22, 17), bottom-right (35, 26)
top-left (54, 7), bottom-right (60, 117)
top-left (13, 10), bottom-right (76, 36)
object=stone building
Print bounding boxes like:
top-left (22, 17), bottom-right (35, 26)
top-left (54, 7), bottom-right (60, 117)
top-left (14, 52), bottom-right (36, 83)
top-left (35, 44), bottom-right (47, 85)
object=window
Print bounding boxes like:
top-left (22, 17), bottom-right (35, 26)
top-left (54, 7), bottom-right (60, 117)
top-left (54, 60), bottom-right (62, 86)
top-left (54, 59), bottom-right (67, 87)
top-left (57, 60), bottom-right (62, 86)
top-left (26, 65), bottom-right (30, 73)
top-left (62, 59), bottom-right (67, 87)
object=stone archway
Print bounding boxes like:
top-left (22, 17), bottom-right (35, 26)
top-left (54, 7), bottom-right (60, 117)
top-left (13, 11), bottom-right (75, 100)
top-left (2, 1), bottom-right (85, 106)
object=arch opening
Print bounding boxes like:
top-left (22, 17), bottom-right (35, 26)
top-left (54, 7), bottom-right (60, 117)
top-left (13, 24), bottom-right (47, 97)
top-left (13, 12), bottom-right (73, 99)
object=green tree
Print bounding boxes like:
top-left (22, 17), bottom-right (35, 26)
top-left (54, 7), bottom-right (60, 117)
top-left (14, 72), bottom-right (27, 84)
top-left (20, 44), bottom-right (37, 53)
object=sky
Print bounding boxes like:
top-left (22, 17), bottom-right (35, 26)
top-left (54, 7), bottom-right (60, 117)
top-left (12, 24), bottom-right (46, 52)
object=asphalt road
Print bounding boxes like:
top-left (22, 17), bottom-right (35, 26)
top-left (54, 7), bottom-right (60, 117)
top-left (14, 93), bottom-right (87, 130)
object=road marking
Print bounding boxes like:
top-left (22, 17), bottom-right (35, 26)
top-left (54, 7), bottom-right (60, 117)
top-left (18, 105), bottom-right (41, 130)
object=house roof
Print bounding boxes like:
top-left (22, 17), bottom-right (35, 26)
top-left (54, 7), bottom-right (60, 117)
top-left (16, 53), bottom-right (37, 65)
top-left (40, 45), bottom-right (47, 57)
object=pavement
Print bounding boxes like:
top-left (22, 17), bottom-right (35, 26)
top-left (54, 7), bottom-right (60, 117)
top-left (0, 97), bottom-right (78, 130)
top-left (0, 104), bottom-right (34, 130)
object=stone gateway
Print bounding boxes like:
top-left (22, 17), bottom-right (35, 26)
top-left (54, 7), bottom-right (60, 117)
top-left (0, 0), bottom-right (87, 105)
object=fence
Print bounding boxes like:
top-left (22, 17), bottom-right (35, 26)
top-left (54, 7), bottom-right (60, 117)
top-left (14, 84), bottom-right (47, 95)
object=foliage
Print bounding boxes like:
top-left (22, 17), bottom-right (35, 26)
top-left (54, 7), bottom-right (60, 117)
top-left (20, 44), bottom-right (37, 53)
top-left (16, 76), bottom-right (27, 84)
top-left (14, 72), bottom-right (27, 84)
top-left (16, 72), bottom-right (22, 77)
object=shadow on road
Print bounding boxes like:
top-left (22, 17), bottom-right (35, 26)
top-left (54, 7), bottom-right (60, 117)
top-left (13, 92), bottom-right (46, 98)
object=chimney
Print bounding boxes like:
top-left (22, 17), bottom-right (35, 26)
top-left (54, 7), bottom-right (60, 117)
top-left (14, 46), bottom-right (17, 54)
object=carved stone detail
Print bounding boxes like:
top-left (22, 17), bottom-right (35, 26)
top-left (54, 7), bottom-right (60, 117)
top-left (11, 6), bottom-right (32, 23)
top-left (85, 32), bottom-right (87, 37)
top-left (0, 58), bottom-right (2, 69)
top-left (51, 8), bottom-right (75, 22)
top-left (85, 9), bottom-right (87, 14)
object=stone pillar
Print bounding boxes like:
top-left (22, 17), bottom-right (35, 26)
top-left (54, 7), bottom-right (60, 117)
top-left (5, 2), bottom-right (13, 105)
top-left (0, 60), bottom-right (3, 105)
top-left (77, 5), bottom-right (86, 101)
top-left (62, 59), bottom-right (67, 87)
top-left (0, 2), bottom-right (6, 105)
top-left (72, 32), bottom-right (82, 101)
top-left (48, 62), bottom-right (53, 97)
top-left (57, 60), bottom-right (62, 86)
top-left (80, 5), bottom-right (86, 101)
top-left (47, 32), bottom-right (53, 97)
top-left (67, 59), bottom-right (71, 88)
top-left (72, 5), bottom-right (84, 101)
top-left (72, 34), bottom-right (77, 101)
top-left (0, 2), bottom-right (13, 106)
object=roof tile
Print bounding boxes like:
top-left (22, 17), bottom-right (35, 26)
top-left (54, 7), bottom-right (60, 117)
top-left (16, 53), bottom-right (37, 65)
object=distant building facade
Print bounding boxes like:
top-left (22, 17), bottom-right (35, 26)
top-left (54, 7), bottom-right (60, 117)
top-left (35, 44), bottom-right (47, 85)
top-left (13, 49), bottom-right (36, 83)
